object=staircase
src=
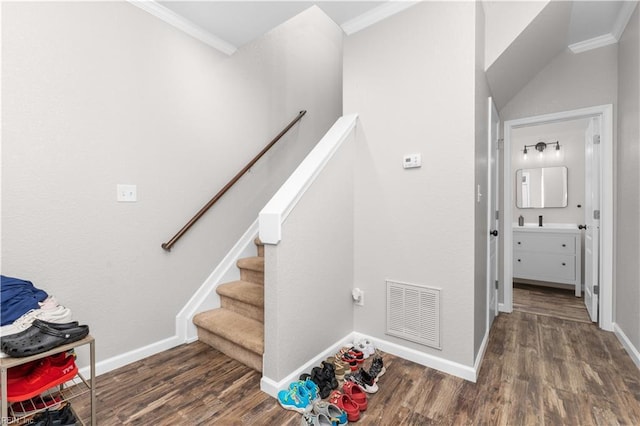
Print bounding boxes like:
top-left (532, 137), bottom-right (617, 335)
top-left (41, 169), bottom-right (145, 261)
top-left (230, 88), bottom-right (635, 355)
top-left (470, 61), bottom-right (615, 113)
top-left (193, 238), bottom-right (265, 371)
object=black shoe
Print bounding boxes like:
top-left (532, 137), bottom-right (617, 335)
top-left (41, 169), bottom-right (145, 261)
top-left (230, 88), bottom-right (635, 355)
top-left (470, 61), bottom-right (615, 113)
top-left (31, 404), bottom-right (77, 426)
top-left (345, 368), bottom-right (378, 393)
top-left (1, 320), bottom-right (79, 345)
top-left (2, 322), bottom-right (89, 358)
top-left (368, 356), bottom-right (386, 380)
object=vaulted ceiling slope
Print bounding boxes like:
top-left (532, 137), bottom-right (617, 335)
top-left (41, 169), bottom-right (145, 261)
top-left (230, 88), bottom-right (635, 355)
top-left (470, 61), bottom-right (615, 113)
top-left (130, 0), bottom-right (637, 110)
top-left (486, 0), bottom-right (638, 110)
top-left (129, 0), bottom-right (415, 55)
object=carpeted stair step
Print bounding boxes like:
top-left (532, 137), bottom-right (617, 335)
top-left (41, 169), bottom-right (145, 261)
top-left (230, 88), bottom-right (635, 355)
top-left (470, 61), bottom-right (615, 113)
top-left (193, 309), bottom-right (264, 372)
top-left (237, 256), bottom-right (264, 285)
top-left (217, 280), bottom-right (264, 322)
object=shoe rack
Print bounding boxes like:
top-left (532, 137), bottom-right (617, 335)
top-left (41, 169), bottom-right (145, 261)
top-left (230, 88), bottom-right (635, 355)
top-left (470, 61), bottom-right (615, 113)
top-left (0, 335), bottom-right (95, 425)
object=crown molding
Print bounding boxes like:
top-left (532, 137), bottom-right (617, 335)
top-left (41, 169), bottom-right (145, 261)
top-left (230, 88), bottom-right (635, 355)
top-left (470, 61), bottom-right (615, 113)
top-left (341, 1), bottom-right (418, 36)
top-left (568, 33), bottom-right (617, 54)
top-left (612, 0), bottom-right (639, 40)
top-left (128, 0), bottom-right (237, 56)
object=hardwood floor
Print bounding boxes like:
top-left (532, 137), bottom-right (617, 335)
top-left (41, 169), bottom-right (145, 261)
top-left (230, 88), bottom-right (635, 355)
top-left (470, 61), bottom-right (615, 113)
top-left (71, 311), bottom-right (640, 425)
top-left (513, 282), bottom-right (592, 323)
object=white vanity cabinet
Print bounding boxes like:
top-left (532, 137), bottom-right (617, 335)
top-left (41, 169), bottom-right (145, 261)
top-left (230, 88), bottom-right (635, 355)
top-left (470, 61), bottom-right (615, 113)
top-left (513, 226), bottom-right (582, 296)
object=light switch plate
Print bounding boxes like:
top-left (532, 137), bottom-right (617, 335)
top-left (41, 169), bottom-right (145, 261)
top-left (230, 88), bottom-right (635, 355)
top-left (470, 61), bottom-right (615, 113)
top-left (117, 184), bottom-right (137, 202)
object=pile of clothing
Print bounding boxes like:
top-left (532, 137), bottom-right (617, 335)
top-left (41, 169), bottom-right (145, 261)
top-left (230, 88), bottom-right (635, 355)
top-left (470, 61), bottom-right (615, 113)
top-left (1, 275), bottom-right (89, 358)
top-left (0, 274), bottom-right (89, 424)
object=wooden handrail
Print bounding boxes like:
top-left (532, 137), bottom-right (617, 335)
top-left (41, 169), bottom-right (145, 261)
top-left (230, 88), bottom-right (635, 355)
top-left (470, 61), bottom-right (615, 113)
top-left (162, 110), bottom-right (307, 251)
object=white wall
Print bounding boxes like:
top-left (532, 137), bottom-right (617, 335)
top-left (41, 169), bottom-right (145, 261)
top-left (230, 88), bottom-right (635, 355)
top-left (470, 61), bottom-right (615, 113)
top-left (499, 44), bottom-right (618, 121)
top-left (615, 4), bottom-right (640, 352)
top-left (1, 3), bottom-right (343, 364)
top-left (474, 1), bottom-right (491, 360)
top-left (483, 0), bottom-right (548, 69)
top-left (263, 129), bottom-right (355, 381)
top-left (344, 2), bottom-right (478, 367)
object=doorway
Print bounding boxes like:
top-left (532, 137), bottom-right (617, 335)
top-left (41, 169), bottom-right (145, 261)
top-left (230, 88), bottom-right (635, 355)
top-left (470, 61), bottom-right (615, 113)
top-left (501, 104), bottom-right (614, 331)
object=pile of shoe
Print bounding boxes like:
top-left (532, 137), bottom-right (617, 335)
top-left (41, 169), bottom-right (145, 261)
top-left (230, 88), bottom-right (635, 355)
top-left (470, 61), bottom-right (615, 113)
top-left (30, 403), bottom-right (78, 426)
top-left (300, 360), bottom-right (339, 399)
top-left (278, 379), bottom-right (348, 425)
top-left (5, 350), bottom-right (78, 402)
top-left (278, 338), bottom-right (386, 424)
top-left (1, 319), bottom-right (89, 358)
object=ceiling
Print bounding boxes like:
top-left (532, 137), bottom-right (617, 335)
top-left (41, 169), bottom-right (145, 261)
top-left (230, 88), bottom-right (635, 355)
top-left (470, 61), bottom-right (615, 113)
top-left (157, 1), bottom-right (386, 48)
top-left (140, 1), bottom-right (635, 56)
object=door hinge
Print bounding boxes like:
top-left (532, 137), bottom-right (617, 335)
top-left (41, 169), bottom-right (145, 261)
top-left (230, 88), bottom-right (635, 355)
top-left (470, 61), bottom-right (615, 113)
top-left (594, 210), bottom-right (600, 220)
top-left (593, 134), bottom-right (601, 145)
top-left (495, 210), bottom-right (499, 220)
top-left (594, 285), bottom-right (599, 295)
top-left (495, 280), bottom-right (499, 290)
top-left (498, 139), bottom-right (504, 150)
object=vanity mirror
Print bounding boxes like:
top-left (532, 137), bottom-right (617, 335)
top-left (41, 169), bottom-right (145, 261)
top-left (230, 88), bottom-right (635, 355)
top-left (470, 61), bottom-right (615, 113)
top-left (516, 166), bottom-right (568, 208)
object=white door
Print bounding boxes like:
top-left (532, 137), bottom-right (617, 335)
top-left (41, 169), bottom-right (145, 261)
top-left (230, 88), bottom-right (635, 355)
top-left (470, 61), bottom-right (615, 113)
top-left (487, 98), bottom-right (500, 327)
top-left (584, 117), bottom-right (600, 322)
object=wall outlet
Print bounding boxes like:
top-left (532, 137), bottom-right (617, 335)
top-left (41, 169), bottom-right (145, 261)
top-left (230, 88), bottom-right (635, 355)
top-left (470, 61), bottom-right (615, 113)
top-left (352, 288), bottom-right (365, 306)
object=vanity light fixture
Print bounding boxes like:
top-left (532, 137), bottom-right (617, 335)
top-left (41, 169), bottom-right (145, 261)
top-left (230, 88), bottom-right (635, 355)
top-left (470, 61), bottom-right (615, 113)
top-left (522, 140), bottom-right (560, 159)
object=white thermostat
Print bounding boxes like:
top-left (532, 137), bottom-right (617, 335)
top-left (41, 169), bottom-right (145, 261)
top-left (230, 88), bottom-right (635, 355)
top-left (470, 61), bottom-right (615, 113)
top-left (403, 153), bottom-right (422, 169)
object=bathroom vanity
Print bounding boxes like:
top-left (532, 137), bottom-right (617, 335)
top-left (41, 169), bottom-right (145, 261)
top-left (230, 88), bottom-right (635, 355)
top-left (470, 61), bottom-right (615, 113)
top-left (513, 225), bottom-right (582, 296)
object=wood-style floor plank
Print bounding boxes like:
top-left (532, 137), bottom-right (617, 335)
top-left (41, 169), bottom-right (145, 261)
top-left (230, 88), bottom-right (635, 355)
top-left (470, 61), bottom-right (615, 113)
top-left (69, 287), bottom-right (640, 425)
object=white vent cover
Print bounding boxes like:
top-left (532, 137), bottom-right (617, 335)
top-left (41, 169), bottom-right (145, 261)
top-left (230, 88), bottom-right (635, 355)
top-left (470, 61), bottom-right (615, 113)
top-left (386, 280), bottom-right (441, 349)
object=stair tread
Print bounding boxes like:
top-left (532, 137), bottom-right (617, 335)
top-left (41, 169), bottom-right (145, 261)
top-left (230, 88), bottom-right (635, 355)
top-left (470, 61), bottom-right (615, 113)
top-left (217, 280), bottom-right (263, 307)
top-left (237, 256), bottom-right (264, 272)
top-left (193, 309), bottom-right (264, 354)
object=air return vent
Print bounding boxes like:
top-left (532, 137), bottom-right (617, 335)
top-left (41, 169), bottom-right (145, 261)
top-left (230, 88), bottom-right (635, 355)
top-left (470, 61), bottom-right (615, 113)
top-left (386, 280), bottom-right (440, 349)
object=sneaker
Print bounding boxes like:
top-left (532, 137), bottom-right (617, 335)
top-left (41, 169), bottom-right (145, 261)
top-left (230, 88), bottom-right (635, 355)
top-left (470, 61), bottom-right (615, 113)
top-left (0, 305), bottom-right (73, 338)
top-left (312, 400), bottom-right (347, 425)
top-left (300, 412), bottom-right (334, 426)
top-left (345, 368), bottom-right (378, 393)
top-left (355, 338), bottom-right (376, 358)
top-left (7, 351), bottom-right (74, 385)
top-left (368, 356), bottom-right (386, 381)
top-left (291, 378), bottom-right (320, 402)
top-left (328, 391), bottom-right (360, 422)
top-left (278, 382), bottom-right (312, 413)
top-left (7, 355), bottom-right (78, 402)
top-left (30, 403), bottom-right (78, 426)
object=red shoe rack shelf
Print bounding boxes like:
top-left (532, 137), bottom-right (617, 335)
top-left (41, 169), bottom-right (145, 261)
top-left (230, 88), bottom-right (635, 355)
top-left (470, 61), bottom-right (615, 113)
top-left (0, 335), bottom-right (96, 425)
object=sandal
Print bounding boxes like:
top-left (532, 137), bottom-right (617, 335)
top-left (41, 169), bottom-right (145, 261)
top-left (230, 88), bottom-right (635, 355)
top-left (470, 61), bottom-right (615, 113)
top-left (343, 381), bottom-right (367, 410)
top-left (1, 320), bottom-right (79, 346)
top-left (329, 391), bottom-right (360, 422)
top-left (2, 322), bottom-right (89, 358)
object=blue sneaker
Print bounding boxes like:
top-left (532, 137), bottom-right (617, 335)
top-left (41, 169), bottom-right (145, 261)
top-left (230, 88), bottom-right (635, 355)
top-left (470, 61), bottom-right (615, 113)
top-left (290, 378), bottom-right (320, 402)
top-left (278, 382), bottom-right (312, 413)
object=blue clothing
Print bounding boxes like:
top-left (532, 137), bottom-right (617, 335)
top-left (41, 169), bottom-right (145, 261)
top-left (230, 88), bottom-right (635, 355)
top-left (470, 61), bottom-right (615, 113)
top-left (1, 275), bottom-right (49, 326)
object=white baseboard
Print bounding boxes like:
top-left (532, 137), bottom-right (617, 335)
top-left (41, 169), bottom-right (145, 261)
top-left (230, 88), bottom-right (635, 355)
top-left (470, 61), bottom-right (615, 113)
top-left (261, 331), bottom-right (479, 398)
top-left (614, 322), bottom-right (640, 370)
top-left (361, 334), bottom-right (477, 382)
top-left (260, 332), bottom-right (357, 398)
top-left (473, 330), bottom-right (490, 382)
top-left (78, 334), bottom-right (183, 378)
